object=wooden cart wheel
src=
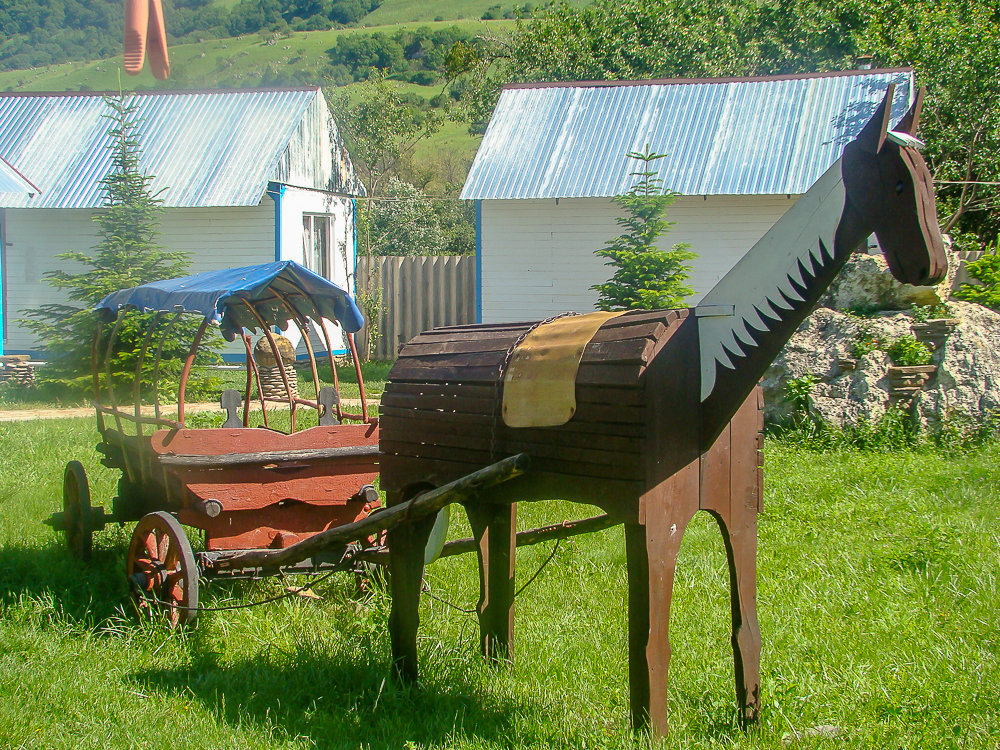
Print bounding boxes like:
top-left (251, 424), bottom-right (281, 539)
top-left (126, 512), bottom-right (200, 627)
top-left (63, 460), bottom-right (93, 560)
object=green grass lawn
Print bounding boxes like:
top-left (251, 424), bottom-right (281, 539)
top-left (1, 423), bottom-right (998, 748)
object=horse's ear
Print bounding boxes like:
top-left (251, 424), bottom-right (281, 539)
top-left (856, 83), bottom-right (895, 153)
top-left (895, 86), bottom-right (924, 135)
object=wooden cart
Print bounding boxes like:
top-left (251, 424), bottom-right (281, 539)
top-left (46, 261), bottom-right (379, 625)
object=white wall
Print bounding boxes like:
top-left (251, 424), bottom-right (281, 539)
top-left (276, 185), bottom-right (356, 356)
top-left (479, 195), bottom-right (796, 322)
top-left (3, 204), bottom-right (274, 353)
top-left (277, 186), bottom-right (355, 294)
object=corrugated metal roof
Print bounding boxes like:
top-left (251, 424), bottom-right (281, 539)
top-left (0, 154), bottom-right (37, 194)
top-left (0, 88), bottom-right (348, 208)
top-left (461, 70), bottom-right (915, 200)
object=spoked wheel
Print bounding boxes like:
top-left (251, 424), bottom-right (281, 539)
top-left (126, 512), bottom-right (200, 627)
top-left (63, 461), bottom-right (93, 560)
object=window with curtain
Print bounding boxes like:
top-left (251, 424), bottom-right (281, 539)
top-left (302, 214), bottom-right (332, 278)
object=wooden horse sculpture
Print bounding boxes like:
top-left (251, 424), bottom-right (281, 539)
top-left (378, 85), bottom-right (948, 735)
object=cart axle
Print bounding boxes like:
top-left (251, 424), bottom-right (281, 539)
top-left (43, 504), bottom-right (110, 533)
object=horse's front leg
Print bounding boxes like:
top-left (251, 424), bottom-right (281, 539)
top-left (625, 460), bottom-right (699, 736)
top-left (702, 390), bottom-right (763, 724)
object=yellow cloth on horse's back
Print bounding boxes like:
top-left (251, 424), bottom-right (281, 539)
top-left (502, 311), bottom-right (625, 428)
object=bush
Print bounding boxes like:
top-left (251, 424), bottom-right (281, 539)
top-left (954, 236), bottom-right (1000, 310)
top-left (849, 319), bottom-right (887, 359)
top-left (786, 373), bottom-right (819, 416)
top-left (887, 335), bottom-right (933, 367)
top-left (769, 405), bottom-right (921, 452)
top-left (910, 302), bottom-right (952, 322)
top-left (770, 404), bottom-right (1000, 454)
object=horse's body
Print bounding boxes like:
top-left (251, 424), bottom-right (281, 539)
top-left (380, 85), bottom-right (947, 735)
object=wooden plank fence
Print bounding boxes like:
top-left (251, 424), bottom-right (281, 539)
top-left (356, 255), bottom-right (476, 360)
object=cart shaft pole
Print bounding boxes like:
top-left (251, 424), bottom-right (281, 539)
top-left (210, 453), bottom-right (530, 572)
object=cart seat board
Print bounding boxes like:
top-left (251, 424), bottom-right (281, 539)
top-left (158, 444), bottom-right (379, 468)
top-left (150, 422), bottom-right (378, 456)
top-left (175, 463), bottom-right (378, 512)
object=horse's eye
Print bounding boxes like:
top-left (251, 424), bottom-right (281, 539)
top-left (895, 180), bottom-right (905, 195)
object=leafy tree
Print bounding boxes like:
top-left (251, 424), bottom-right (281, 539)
top-left (332, 71), bottom-right (443, 358)
top-left (365, 177), bottom-right (475, 257)
top-left (459, 0), bottom-right (864, 123)
top-left (954, 237), bottom-right (1000, 310)
top-left (861, 0), bottom-right (1000, 238)
top-left (19, 95), bottom-right (194, 393)
top-left (331, 68), bottom-right (442, 198)
top-left (365, 177), bottom-right (447, 256)
top-left (592, 147), bottom-right (696, 310)
top-left (456, 0), bottom-right (999, 247)
top-left (324, 25), bottom-right (477, 84)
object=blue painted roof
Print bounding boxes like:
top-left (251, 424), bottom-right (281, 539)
top-left (461, 69), bottom-right (915, 199)
top-left (95, 260), bottom-right (364, 339)
top-left (0, 88), bottom-right (358, 208)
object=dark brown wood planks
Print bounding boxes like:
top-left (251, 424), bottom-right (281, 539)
top-left (380, 309), bottom-right (688, 492)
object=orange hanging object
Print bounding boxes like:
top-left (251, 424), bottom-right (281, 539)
top-left (123, 0), bottom-right (170, 80)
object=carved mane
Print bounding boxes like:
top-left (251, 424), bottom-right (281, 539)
top-left (697, 158), bottom-right (847, 401)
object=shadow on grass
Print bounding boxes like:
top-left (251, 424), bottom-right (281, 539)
top-left (0, 543), bottom-right (551, 745)
top-left (130, 644), bottom-right (547, 749)
top-left (0, 543), bottom-right (128, 624)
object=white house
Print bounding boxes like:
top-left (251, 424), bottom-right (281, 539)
top-left (460, 69), bottom-right (915, 322)
top-left (0, 86), bottom-right (364, 357)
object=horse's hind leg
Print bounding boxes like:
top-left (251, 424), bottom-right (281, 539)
top-left (466, 501), bottom-right (516, 663)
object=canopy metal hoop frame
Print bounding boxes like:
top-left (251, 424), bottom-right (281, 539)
top-left (271, 288), bottom-right (324, 420)
top-left (240, 299), bottom-right (297, 433)
top-left (134, 311), bottom-right (165, 434)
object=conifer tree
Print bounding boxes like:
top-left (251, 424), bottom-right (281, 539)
top-left (21, 95), bottom-right (191, 392)
top-left (592, 146), bottom-right (697, 310)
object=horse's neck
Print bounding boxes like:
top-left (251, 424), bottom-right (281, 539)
top-left (696, 158), bottom-right (850, 402)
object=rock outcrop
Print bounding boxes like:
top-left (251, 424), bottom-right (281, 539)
top-left (763, 301), bottom-right (1000, 428)
top-left (820, 244), bottom-right (959, 311)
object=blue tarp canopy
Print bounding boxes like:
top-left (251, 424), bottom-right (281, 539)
top-left (94, 261), bottom-right (364, 341)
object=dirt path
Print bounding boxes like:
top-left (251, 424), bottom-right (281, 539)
top-left (0, 397), bottom-right (377, 423)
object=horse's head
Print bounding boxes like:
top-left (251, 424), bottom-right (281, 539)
top-left (841, 85), bottom-right (947, 286)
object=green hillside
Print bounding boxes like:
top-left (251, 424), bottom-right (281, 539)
top-left (0, 20), bottom-right (499, 195)
top-left (0, 0), bottom-right (593, 194)
top-left (0, 20), bottom-right (509, 92)
top-left (364, 0), bottom-right (590, 24)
